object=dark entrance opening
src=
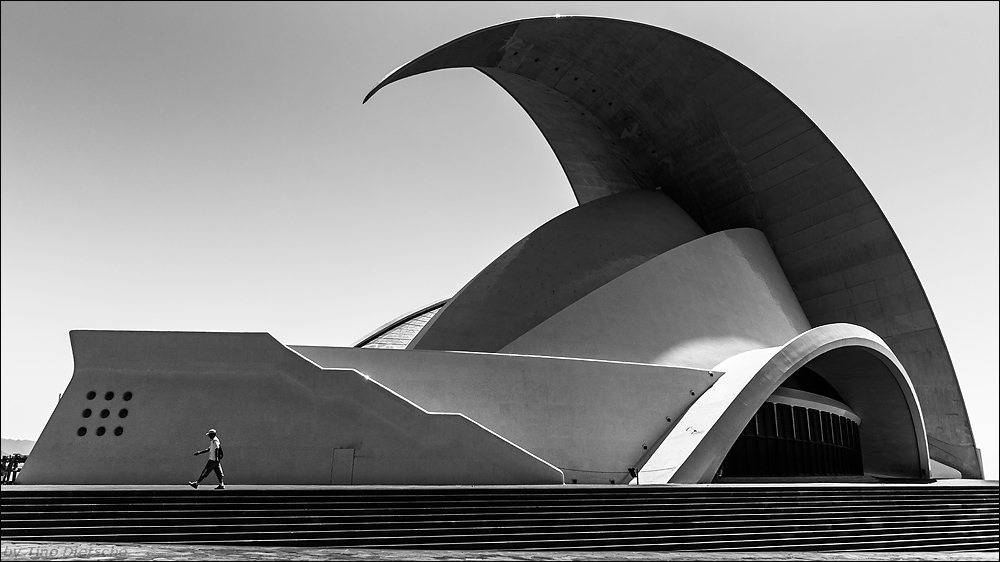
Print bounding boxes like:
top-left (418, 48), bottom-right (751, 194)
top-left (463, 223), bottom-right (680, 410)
top-left (718, 369), bottom-right (863, 479)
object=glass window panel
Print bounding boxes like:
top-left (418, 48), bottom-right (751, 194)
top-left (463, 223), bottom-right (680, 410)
top-left (840, 417), bottom-right (852, 448)
top-left (776, 403), bottom-right (794, 439)
top-left (808, 409), bottom-right (822, 442)
top-left (793, 407), bottom-right (809, 440)
top-left (821, 411), bottom-right (834, 444)
top-left (761, 403), bottom-right (777, 437)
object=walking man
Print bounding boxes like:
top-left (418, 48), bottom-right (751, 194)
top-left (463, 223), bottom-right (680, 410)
top-left (189, 428), bottom-right (225, 489)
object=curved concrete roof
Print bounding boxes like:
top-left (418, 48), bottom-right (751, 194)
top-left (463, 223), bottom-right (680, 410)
top-left (364, 16), bottom-right (980, 478)
top-left (354, 299), bottom-right (446, 349)
top-left (499, 227), bottom-right (811, 369)
top-left (409, 190), bottom-right (705, 353)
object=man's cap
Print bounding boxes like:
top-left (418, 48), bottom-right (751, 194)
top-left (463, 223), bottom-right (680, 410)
top-left (206, 429), bottom-right (217, 435)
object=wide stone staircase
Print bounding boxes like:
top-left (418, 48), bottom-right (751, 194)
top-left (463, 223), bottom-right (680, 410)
top-left (2, 483), bottom-right (997, 551)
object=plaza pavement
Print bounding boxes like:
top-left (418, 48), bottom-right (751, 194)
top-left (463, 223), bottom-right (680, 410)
top-left (2, 542), bottom-right (997, 561)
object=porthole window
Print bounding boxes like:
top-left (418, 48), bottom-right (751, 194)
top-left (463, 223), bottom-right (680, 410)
top-left (86, 391), bottom-right (96, 400)
top-left (123, 391), bottom-right (133, 401)
top-left (96, 427), bottom-right (106, 436)
top-left (77, 427), bottom-right (87, 436)
top-left (82, 409), bottom-right (92, 418)
top-left (118, 409), bottom-right (128, 419)
top-left (104, 391), bottom-right (115, 400)
top-left (114, 427), bottom-right (124, 436)
top-left (100, 409), bottom-right (110, 419)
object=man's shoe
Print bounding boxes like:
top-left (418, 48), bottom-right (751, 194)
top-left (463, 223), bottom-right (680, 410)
top-left (215, 484), bottom-right (226, 490)
top-left (188, 481), bottom-right (198, 489)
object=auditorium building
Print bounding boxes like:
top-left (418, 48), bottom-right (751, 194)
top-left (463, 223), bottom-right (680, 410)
top-left (19, 16), bottom-right (984, 486)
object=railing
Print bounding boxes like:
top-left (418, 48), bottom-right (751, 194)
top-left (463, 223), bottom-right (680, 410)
top-left (1, 454), bottom-right (27, 484)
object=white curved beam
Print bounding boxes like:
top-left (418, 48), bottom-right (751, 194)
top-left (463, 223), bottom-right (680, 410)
top-left (638, 323), bottom-right (929, 483)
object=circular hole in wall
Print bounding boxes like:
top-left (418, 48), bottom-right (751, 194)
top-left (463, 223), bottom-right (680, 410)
top-left (86, 391), bottom-right (96, 400)
top-left (114, 427), bottom-right (124, 436)
top-left (82, 409), bottom-right (92, 418)
top-left (104, 391), bottom-right (115, 400)
top-left (123, 391), bottom-right (133, 401)
top-left (100, 409), bottom-right (110, 419)
top-left (118, 409), bottom-right (128, 418)
top-left (77, 427), bottom-right (87, 436)
top-left (96, 427), bottom-right (106, 436)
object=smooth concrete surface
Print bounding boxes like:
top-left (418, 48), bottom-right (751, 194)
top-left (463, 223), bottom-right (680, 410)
top-left (930, 458), bottom-right (964, 479)
top-left (500, 228), bottom-right (811, 369)
top-left (806, 345), bottom-right (929, 479)
top-left (365, 15), bottom-right (980, 478)
top-left (18, 331), bottom-right (562, 486)
top-left (637, 324), bottom-right (929, 484)
top-left (289, 345), bottom-right (715, 484)
top-left (410, 190), bottom-right (705, 353)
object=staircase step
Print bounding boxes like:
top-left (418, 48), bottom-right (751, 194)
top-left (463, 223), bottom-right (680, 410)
top-left (3, 483), bottom-right (997, 552)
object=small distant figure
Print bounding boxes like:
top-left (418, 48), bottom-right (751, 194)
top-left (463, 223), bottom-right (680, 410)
top-left (189, 428), bottom-right (225, 490)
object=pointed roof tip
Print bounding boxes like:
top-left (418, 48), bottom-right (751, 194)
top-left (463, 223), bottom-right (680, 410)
top-left (363, 61), bottom-right (414, 105)
top-left (363, 82), bottom-right (385, 104)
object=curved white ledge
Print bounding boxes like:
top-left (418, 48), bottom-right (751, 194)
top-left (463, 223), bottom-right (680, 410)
top-left (637, 323), bottom-right (929, 483)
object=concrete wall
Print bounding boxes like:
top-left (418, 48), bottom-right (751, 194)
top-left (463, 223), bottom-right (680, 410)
top-left (501, 228), bottom-right (811, 369)
top-left (410, 190), bottom-right (704, 353)
top-left (19, 331), bottom-right (562, 485)
top-left (291, 345), bottom-right (716, 484)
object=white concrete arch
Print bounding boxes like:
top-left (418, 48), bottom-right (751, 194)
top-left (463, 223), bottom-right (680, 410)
top-left (637, 323), bottom-right (929, 483)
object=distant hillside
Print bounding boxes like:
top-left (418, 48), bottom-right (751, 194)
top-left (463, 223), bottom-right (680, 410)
top-left (1, 438), bottom-right (35, 456)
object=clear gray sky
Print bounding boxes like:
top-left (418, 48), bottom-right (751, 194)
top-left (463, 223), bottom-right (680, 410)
top-left (2, 2), bottom-right (997, 478)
